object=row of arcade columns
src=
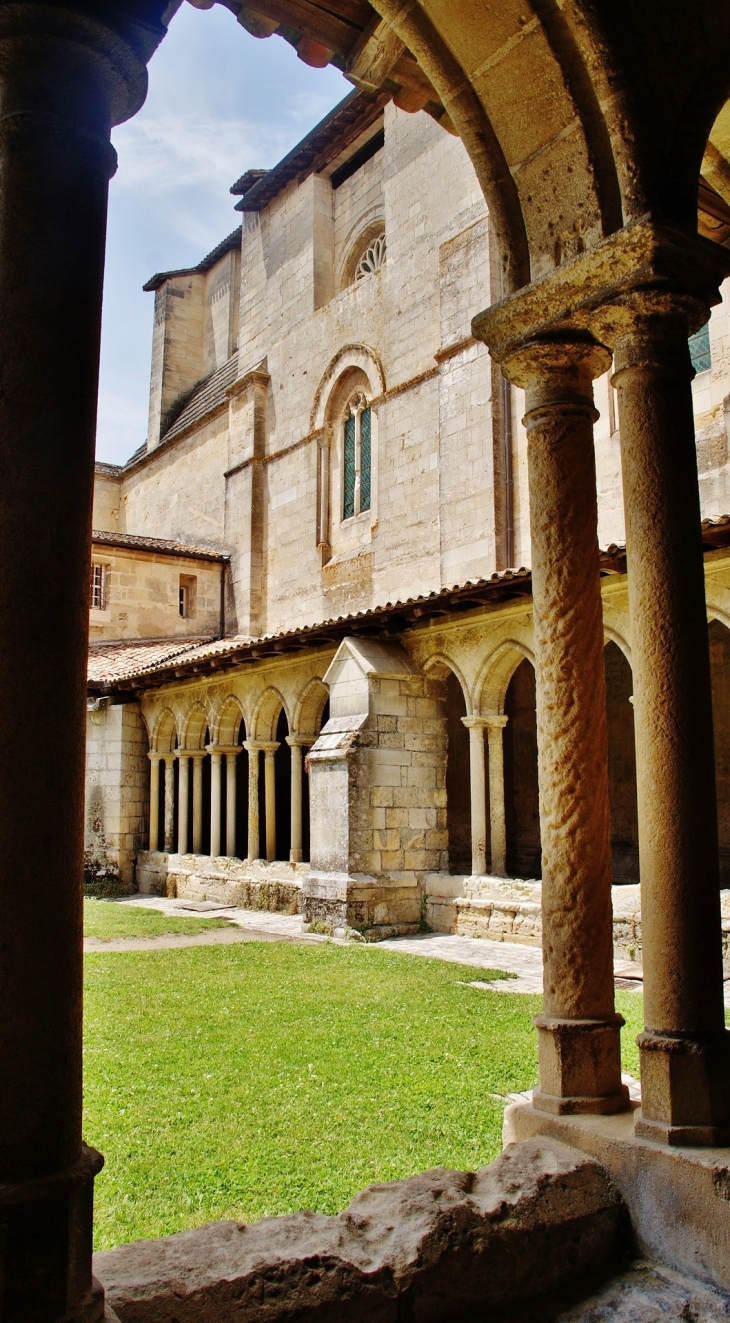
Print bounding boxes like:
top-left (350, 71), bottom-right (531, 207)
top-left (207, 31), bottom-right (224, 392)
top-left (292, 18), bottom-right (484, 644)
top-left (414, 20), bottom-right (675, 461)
top-left (1, 3), bottom-right (730, 1319)
top-left (463, 714), bottom-right (509, 877)
top-left (148, 735), bottom-right (315, 863)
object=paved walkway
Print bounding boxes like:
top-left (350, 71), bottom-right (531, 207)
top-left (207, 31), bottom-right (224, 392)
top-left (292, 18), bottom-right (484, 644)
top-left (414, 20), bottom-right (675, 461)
top-left (91, 898), bottom-right (649, 997)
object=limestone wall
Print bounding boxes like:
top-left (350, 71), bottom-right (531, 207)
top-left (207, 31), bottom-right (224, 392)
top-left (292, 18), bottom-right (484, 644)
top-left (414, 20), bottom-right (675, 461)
top-left (89, 545), bottom-right (222, 641)
top-left (119, 413), bottom-right (229, 547)
top-left (85, 702), bottom-right (148, 890)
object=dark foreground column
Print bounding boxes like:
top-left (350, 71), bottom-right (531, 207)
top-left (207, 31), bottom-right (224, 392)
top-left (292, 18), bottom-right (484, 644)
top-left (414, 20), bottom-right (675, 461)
top-left (0, 5), bottom-right (148, 1317)
top-left (502, 338), bottom-right (629, 1116)
top-left (605, 290), bottom-right (730, 1144)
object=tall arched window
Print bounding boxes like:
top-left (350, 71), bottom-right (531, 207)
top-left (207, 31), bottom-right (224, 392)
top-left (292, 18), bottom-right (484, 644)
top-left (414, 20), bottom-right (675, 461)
top-left (343, 393), bottom-right (371, 520)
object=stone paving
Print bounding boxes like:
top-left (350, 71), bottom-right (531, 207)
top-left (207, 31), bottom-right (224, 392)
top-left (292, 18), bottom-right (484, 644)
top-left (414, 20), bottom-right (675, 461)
top-left (105, 897), bottom-right (651, 996)
top-left (557, 1259), bottom-right (730, 1321)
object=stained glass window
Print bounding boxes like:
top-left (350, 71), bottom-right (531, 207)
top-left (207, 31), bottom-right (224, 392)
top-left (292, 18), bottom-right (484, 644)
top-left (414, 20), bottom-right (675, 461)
top-left (689, 322), bottom-right (711, 374)
top-left (360, 407), bottom-right (371, 512)
top-left (343, 412), bottom-right (356, 519)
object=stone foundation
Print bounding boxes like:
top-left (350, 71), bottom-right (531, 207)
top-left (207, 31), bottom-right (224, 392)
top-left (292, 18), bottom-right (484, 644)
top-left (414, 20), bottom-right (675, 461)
top-left (95, 1138), bottom-right (631, 1322)
top-left (136, 851), bottom-right (304, 913)
top-left (503, 1102), bottom-right (730, 1296)
top-left (302, 870), bottom-right (421, 937)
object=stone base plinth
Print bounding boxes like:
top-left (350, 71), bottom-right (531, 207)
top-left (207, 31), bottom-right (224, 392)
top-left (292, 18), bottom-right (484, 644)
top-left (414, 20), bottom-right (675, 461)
top-left (0, 1144), bottom-right (105, 1323)
top-left (303, 871), bottom-right (421, 937)
top-left (503, 1100), bottom-right (730, 1294)
top-left (136, 852), bottom-right (304, 914)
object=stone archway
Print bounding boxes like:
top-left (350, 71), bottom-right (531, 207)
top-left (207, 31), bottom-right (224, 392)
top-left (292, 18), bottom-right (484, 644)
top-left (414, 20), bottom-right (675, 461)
top-left (503, 658), bottom-right (541, 881)
top-left (604, 640), bottom-right (639, 885)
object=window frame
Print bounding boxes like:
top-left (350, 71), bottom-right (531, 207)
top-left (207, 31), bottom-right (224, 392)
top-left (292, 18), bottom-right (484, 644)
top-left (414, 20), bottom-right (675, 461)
top-left (341, 392), bottom-right (371, 522)
top-left (89, 562), bottom-right (106, 612)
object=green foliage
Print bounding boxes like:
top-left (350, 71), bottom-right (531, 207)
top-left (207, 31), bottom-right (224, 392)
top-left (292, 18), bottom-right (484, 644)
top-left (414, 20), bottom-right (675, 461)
top-left (84, 943), bottom-right (540, 1249)
top-left (83, 899), bottom-right (230, 941)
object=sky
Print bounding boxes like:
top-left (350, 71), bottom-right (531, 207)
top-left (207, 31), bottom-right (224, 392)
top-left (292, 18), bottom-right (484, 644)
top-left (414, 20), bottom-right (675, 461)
top-left (96, 2), bottom-right (348, 466)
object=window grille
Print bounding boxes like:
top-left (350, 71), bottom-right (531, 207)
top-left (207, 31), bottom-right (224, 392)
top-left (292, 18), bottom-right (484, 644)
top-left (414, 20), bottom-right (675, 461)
top-left (342, 395), bottom-right (372, 520)
top-left (90, 563), bottom-right (105, 611)
top-left (689, 322), bottom-right (711, 373)
top-left (355, 234), bottom-right (385, 281)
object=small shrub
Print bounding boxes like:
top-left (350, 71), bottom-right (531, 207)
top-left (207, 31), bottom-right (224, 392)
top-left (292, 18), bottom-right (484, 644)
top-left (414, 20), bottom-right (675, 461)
top-left (307, 918), bottom-right (334, 937)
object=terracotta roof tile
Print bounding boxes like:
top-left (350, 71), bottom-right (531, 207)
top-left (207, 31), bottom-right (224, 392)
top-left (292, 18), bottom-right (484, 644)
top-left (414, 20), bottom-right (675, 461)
top-left (88, 637), bottom-right (218, 685)
top-left (92, 530), bottom-right (228, 562)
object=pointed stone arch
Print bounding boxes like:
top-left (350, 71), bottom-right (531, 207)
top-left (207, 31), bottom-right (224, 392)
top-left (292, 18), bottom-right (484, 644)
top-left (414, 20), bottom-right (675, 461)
top-left (152, 708), bottom-right (177, 753)
top-left (475, 637), bottom-right (536, 717)
top-left (181, 702), bottom-right (210, 750)
top-left (252, 686), bottom-right (288, 742)
top-left (213, 695), bottom-right (245, 747)
top-left (293, 677), bottom-right (330, 737)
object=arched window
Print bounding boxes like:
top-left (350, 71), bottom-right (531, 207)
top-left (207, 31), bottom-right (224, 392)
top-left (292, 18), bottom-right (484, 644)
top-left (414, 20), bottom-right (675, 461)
top-left (343, 393), bottom-right (371, 519)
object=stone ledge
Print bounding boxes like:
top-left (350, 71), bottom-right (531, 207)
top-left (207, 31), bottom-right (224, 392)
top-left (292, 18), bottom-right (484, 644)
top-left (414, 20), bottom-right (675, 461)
top-left (95, 1138), bottom-right (630, 1322)
top-left (136, 852), bottom-right (304, 913)
top-left (503, 1101), bottom-right (730, 1295)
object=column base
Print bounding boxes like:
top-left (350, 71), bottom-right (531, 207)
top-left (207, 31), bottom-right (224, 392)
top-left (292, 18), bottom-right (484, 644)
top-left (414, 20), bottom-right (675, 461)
top-left (0, 1144), bottom-right (104, 1323)
top-left (534, 1015), bottom-right (631, 1116)
top-left (637, 1028), bottom-right (730, 1144)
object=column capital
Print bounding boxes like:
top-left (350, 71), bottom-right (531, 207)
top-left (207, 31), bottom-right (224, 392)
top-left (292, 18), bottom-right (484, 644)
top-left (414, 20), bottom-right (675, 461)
top-left (485, 714), bottom-right (509, 730)
top-left (243, 740), bottom-right (265, 754)
top-left (260, 741), bottom-right (280, 756)
top-left (473, 218), bottom-right (730, 367)
top-left (286, 734), bottom-right (316, 748)
top-left (147, 751), bottom-right (163, 762)
top-left (461, 716), bottom-right (489, 730)
top-left (0, 3), bottom-right (152, 130)
top-left (177, 747), bottom-right (206, 759)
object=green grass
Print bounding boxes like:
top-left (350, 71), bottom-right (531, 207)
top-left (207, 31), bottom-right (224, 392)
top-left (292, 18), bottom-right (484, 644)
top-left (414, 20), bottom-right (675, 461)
top-left (83, 898), bottom-right (231, 940)
top-left (83, 940), bottom-right (647, 1251)
top-left (84, 943), bottom-right (538, 1249)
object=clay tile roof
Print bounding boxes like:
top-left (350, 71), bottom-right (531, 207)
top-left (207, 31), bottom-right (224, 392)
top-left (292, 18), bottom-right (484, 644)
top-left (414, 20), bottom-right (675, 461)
top-left (142, 227), bottom-right (242, 293)
top-left (88, 637), bottom-right (219, 686)
top-left (91, 530), bottom-right (229, 562)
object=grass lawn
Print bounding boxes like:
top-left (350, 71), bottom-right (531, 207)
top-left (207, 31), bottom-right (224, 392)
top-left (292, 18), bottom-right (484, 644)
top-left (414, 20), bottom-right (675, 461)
top-left (83, 939), bottom-right (645, 1251)
top-left (84, 898), bottom-right (231, 940)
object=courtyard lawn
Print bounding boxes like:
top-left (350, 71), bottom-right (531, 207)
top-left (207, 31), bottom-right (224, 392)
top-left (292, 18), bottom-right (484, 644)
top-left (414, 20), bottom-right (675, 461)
top-left (84, 898), bottom-right (231, 941)
top-left (83, 940), bottom-right (647, 1251)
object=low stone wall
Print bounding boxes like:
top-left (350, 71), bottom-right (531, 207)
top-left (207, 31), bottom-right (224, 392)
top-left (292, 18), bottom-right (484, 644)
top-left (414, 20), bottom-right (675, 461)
top-left (135, 852), bottom-right (305, 914)
top-left (302, 871), bottom-right (422, 939)
top-left (95, 1139), bottom-right (630, 1322)
top-left (424, 874), bottom-right (730, 965)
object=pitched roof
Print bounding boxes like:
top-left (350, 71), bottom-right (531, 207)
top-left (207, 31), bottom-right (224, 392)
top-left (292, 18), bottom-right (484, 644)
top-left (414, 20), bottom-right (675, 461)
top-left (88, 637), bottom-right (219, 686)
top-left (142, 227), bottom-right (242, 293)
top-left (233, 88), bottom-right (387, 213)
top-left (91, 530), bottom-right (229, 563)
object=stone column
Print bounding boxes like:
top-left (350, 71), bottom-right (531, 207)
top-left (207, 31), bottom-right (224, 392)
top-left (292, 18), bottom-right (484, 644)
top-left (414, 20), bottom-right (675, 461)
top-left (0, 5), bottom-right (152, 1318)
top-left (208, 747), bottom-right (222, 858)
top-left (287, 736), bottom-right (313, 862)
top-left (225, 748), bottom-right (240, 857)
top-left (177, 752), bottom-right (190, 854)
top-left (486, 715), bottom-right (508, 876)
top-left (501, 337), bottom-right (628, 1117)
top-left (244, 741), bottom-right (262, 860)
top-left (462, 717), bottom-right (488, 876)
top-left (262, 741), bottom-right (280, 861)
top-left (600, 291), bottom-right (730, 1144)
top-left (148, 753), bottom-right (161, 852)
top-left (191, 752), bottom-right (205, 854)
top-left (163, 754), bottom-right (176, 853)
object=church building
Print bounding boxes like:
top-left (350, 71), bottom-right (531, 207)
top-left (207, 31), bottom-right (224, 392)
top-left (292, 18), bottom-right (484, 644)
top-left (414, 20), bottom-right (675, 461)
top-left (86, 87), bottom-right (730, 950)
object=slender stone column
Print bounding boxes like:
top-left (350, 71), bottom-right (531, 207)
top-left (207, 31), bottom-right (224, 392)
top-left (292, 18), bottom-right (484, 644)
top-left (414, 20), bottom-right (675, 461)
top-left (262, 741), bottom-right (280, 861)
top-left (0, 5), bottom-right (153, 1317)
top-left (486, 716), bottom-right (508, 876)
top-left (501, 337), bottom-right (628, 1116)
top-left (177, 752), bottom-right (190, 854)
top-left (148, 753), bottom-right (162, 852)
top-left (462, 717), bottom-right (488, 876)
top-left (191, 752), bottom-right (205, 854)
top-left (163, 754), bottom-right (176, 853)
top-left (208, 747), bottom-right (223, 857)
top-left (244, 741), bottom-right (263, 860)
top-left (600, 291), bottom-right (730, 1144)
top-left (225, 749), bottom-right (240, 857)
top-left (287, 736), bottom-right (313, 862)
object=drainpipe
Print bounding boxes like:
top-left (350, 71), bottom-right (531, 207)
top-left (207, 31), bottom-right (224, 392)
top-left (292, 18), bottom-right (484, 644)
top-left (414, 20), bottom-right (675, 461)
top-left (219, 560), bottom-right (226, 639)
top-left (502, 372), bottom-right (515, 568)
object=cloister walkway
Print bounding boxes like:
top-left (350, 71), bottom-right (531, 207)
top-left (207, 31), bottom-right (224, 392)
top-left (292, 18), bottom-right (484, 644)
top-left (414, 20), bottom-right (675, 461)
top-left (93, 896), bottom-right (650, 998)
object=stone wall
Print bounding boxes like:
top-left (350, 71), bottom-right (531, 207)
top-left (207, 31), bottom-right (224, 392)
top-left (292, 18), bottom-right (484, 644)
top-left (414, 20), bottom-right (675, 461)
top-left (89, 545), bottom-right (223, 641)
top-left (137, 851), bottom-right (304, 912)
top-left (85, 701), bottom-right (148, 891)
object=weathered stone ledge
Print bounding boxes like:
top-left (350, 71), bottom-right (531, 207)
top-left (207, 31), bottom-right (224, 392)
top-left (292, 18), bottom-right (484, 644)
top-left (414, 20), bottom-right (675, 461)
top-left (95, 1139), bottom-right (630, 1322)
top-left (136, 851), bottom-right (304, 913)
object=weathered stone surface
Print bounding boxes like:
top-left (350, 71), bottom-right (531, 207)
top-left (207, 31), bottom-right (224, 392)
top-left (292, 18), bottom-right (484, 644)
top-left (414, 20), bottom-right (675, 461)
top-left (557, 1259), bottom-right (730, 1322)
top-left (95, 1140), bottom-right (629, 1322)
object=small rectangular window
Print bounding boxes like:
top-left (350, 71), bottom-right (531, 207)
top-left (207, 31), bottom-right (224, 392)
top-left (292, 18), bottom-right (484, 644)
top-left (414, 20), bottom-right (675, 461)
top-left (90, 563), bottom-right (105, 611)
top-left (689, 322), bottom-right (711, 374)
top-left (179, 574), bottom-right (196, 618)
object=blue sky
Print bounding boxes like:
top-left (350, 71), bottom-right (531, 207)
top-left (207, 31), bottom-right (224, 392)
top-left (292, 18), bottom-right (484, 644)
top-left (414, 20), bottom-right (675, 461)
top-left (96, 2), bottom-right (348, 465)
